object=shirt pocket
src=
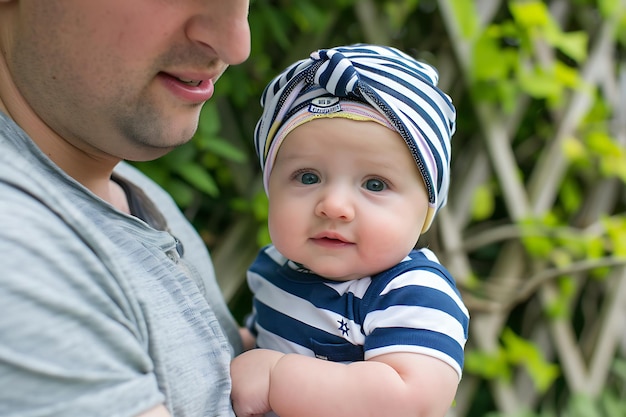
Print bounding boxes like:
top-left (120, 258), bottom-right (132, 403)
top-left (310, 338), bottom-right (364, 362)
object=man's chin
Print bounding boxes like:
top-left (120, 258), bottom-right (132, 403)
top-left (122, 143), bottom-right (180, 162)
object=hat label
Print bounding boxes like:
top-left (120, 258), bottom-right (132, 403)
top-left (308, 97), bottom-right (341, 114)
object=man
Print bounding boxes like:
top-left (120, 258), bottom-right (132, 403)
top-left (0, 1), bottom-right (250, 416)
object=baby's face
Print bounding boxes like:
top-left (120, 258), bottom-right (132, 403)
top-left (267, 117), bottom-right (429, 281)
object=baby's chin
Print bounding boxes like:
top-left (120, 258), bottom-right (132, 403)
top-left (283, 248), bottom-right (391, 281)
top-left (308, 266), bottom-right (381, 282)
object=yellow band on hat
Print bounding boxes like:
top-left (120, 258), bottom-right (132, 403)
top-left (262, 100), bottom-right (396, 191)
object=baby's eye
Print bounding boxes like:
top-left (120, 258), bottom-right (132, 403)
top-left (363, 178), bottom-right (387, 192)
top-left (298, 172), bottom-right (320, 185)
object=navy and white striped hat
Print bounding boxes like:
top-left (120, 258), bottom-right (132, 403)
top-left (254, 44), bottom-right (456, 232)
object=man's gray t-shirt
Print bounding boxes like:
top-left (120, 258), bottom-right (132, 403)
top-left (0, 112), bottom-right (241, 417)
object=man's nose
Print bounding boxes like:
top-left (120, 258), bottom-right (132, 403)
top-left (186, 1), bottom-right (251, 65)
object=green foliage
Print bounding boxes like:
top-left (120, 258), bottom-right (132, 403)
top-left (252, 190), bottom-right (271, 246)
top-left (470, 0), bottom-right (589, 111)
top-left (599, 0), bottom-right (624, 18)
top-left (544, 275), bottom-right (576, 319)
top-left (471, 183), bottom-right (496, 221)
top-left (384, 0), bottom-right (422, 31)
top-left (466, 328), bottom-right (560, 392)
top-left (603, 216), bottom-right (626, 257)
top-left (509, 1), bottom-right (588, 62)
top-left (519, 213), bottom-right (626, 268)
top-left (450, 0), bottom-right (480, 39)
top-left (484, 359), bottom-right (626, 417)
top-left (471, 25), bottom-right (520, 110)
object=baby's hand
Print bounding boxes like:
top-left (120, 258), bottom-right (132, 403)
top-left (230, 348), bottom-right (284, 417)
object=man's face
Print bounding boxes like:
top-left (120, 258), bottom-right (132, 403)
top-left (1, 0), bottom-right (250, 161)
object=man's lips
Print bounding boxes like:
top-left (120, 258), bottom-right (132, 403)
top-left (176, 77), bottom-right (202, 87)
top-left (159, 72), bottom-right (216, 103)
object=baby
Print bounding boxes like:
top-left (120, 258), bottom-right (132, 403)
top-left (231, 44), bottom-right (470, 417)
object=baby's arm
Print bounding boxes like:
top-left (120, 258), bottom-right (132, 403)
top-left (230, 349), bottom-right (458, 417)
top-left (238, 327), bottom-right (257, 352)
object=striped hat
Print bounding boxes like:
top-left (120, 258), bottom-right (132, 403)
top-left (254, 44), bottom-right (456, 232)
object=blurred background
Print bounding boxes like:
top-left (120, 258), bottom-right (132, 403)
top-left (133, 0), bottom-right (626, 415)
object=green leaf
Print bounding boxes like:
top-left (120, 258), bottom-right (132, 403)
top-left (450, 0), bottom-right (480, 39)
top-left (550, 248), bottom-right (573, 268)
top-left (256, 223), bottom-right (271, 247)
top-left (510, 1), bottom-right (550, 29)
top-left (502, 328), bottom-right (560, 392)
top-left (554, 61), bottom-right (582, 88)
top-left (600, 393), bottom-right (626, 416)
top-left (174, 163), bottom-right (219, 197)
top-left (545, 294), bottom-right (569, 319)
top-left (292, 0), bottom-right (331, 32)
top-left (259, 5), bottom-right (291, 49)
top-left (497, 79), bottom-right (521, 113)
top-left (251, 191), bottom-right (269, 222)
top-left (131, 161), bottom-right (169, 186)
top-left (522, 231), bottom-right (553, 258)
top-left (567, 394), bottom-right (602, 417)
top-left (586, 131), bottom-right (622, 156)
top-left (586, 236), bottom-right (605, 260)
top-left (471, 184), bottom-right (495, 221)
top-left (518, 67), bottom-right (562, 100)
top-left (162, 143), bottom-right (195, 168)
top-left (197, 102), bottom-right (221, 137)
top-left (562, 136), bottom-right (589, 165)
top-left (472, 31), bottom-right (513, 81)
top-left (611, 358), bottom-right (626, 381)
top-left (197, 137), bottom-right (247, 163)
top-left (464, 349), bottom-right (511, 380)
top-left (384, 0), bottom-right (420, 30)
top-left (604, 216), bottom-right (626, 257)
top-left (553, 31), bottom-right (588, 62)
top-left (165, 178), bottom-right (195, 208)
top-left (598, 0), bottom-right (624, 20)
top-left (558, 177), bottom-right (582, 215)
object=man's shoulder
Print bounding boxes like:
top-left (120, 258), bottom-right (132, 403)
top-left (0, 113), bottom-right (57, 193)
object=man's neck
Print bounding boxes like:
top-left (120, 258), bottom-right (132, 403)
top-left (0, 42), bottom-right (129, 211)
top-left (42, 135), bottom-right (127, 210)
top-left (0, 22), bottom-right (131, 212)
